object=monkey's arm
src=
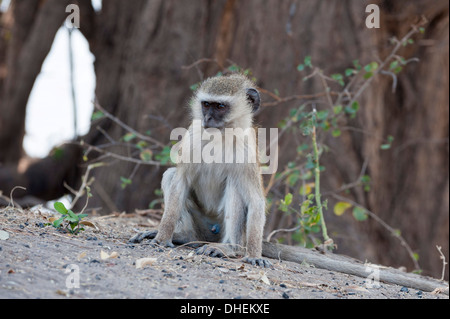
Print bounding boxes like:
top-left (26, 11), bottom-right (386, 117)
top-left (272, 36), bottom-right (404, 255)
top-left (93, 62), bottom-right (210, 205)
top-left (152, 168), bottom-right (188, 247)
top-left (238, 172), bottom-right (272, 267)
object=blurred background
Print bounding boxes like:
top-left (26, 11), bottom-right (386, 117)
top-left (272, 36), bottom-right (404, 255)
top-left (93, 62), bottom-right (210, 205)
top-left (0, 0), bottom-right (448, 279)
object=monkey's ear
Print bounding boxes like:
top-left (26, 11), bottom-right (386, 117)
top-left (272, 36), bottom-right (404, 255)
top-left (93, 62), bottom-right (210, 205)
top-left (246, 88), bottom-right (261, 113)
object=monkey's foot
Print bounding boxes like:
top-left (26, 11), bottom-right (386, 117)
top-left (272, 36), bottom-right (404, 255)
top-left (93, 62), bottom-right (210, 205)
top-left (128, 230), bottom-right (158, 243)
top-left (195, 244), bottom-right (236, 258)
top-left (150, 238), bottom-right (175, 248)
top-left (242, 256), bottom-right (273, 268)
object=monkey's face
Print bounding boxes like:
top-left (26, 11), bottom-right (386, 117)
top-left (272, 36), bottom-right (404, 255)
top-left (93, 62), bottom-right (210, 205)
top-left (192, 74), bottom-right (261, 129)
top-left (201, 101), bottom-right (230, 129)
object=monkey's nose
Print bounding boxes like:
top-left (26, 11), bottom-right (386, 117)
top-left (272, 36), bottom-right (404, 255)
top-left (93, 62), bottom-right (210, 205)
top-left (203, 115), bottom-right (214, 128)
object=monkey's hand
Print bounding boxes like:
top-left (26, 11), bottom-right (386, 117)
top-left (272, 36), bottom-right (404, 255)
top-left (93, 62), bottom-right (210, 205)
top-left (150, 238), bottom-right (175, 248)
top-left (195, 244), bottom-right (237, 258)
top-left (129, 230), bottom-right (175, 248)
top-left (243, 256), bottom-right (273, 268)
top-left (128, 230), bottom-right (158, 243)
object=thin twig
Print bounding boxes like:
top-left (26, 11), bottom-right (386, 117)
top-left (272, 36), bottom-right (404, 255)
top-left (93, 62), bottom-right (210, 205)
top-left (311, 107), bottom-right (331, 246)
top-left (436, 245), bottom-right (448, 281)
top-left (348, 21), bottom-right (426, 107)
top-left (76, 141), bottom-right (165, 166)
top-left (70, 162), bottom-right (106, 210)
top-left (331, 193), bottom-right (420, 271)
top-left (94, 102), bottom-right (165, 148)
top-left (266, 225), bottom-right (301, 242)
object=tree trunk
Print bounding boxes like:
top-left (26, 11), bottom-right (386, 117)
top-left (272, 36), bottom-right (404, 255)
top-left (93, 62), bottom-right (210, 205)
top-left (0, 0), bottom-right (448, 279)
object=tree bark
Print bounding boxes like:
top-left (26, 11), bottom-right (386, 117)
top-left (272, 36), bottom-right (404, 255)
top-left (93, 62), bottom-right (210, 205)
top-left (0, 0), bottom-right (72, 164)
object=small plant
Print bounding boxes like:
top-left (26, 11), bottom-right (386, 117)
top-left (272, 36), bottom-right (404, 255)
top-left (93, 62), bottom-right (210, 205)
top-left (50, 201), bottom-right (88, 234)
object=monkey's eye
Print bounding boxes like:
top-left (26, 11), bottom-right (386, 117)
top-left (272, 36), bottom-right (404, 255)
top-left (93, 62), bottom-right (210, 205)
top-left (216, 103), bottom-right (226, 109)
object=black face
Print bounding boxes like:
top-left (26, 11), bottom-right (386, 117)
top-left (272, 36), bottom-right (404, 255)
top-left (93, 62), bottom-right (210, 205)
top-left (201, 101), bottom-right (230, 129)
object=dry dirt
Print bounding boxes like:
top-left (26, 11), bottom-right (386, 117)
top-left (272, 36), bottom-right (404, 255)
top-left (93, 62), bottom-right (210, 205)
top-left (0, 207), bottom-right (448, 300)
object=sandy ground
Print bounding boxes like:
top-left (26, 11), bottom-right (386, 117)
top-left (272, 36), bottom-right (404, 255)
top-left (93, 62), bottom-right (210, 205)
top-left (0, 207), bottom-right (448, 300)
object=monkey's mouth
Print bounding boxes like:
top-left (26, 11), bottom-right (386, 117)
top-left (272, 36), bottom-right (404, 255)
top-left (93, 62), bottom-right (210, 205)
top-left (202, 120), bottom-right (224, 129)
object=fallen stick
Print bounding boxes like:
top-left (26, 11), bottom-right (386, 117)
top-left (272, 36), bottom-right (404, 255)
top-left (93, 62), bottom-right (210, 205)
top-left (262, 242), bottom-right (449, 295)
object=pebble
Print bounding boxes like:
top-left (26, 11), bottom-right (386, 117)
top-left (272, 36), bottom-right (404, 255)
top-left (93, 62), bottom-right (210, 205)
top-left (400, 287), bottom-right (409, 293)
top-left (0, 230), bottom-right (10, 240)
top-left (282, 292), bottom-right (290, 299)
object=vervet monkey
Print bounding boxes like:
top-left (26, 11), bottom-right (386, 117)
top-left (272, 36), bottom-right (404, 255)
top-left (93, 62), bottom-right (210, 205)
top-left (131, 74), bottom-right (271, 267)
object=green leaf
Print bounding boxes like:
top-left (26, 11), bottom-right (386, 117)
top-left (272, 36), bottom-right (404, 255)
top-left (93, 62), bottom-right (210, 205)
top-left (66, 210), bottom-right (79, 223)
top-left (333, 202), bottom-right (352, 216)
top-left (140, 149), bottom-right (153, 162)
top-left (389, 61), bottom-right (399, 70)
top-left (91, 111), bottom-right (105, 121)
top-left (364, 62), bottom-right (379, 72)
top-left (120, 177), bottom-right (132, 189)
top-left (122, 133), bottom-right (136, 142)
top-left (353, 60), bottom-right (362, 70)
top-left (393, 66), bottom-right (403, 74)
top-left (332, 129), bottom-right (341, 138)
top-left (352, 207), bottom-right (369, 221)
top-left (331, 73), bottom-right (344, 86)
top-left (333, 105), bottom-right (343, 114)
top-left (300, 200), bottom-right (311, 215)
top-left (297, 64), bottom-right (305, 71)
top-left (287, 172), bottom-right (300, 186)
top-left (364, 72), bottom-right (373, 79)
top-left (190, 83), bottom-right (200, 91)
top-left (304, 56), bottom-right (312, 67)
top-left (227, 64), bottom-right (240, 72)
top-left (135, 140), bottom-right (148, 151)
top-left (54, 202), bottom-right (68, 215)
top-left (316, 110), bottom-right (329, 120)
top-left (283, 193), bottom-right (293, 206)
top-left (345, 68), bottom-right (356, 77)
top-left (351, 101), bottom-right (360, 112)
top-left (51, 147), bottom-right (64, 160)
top-left (299, 183), bottom-right (315, 196)
top-left (52, 216), bottom-right (65, 228)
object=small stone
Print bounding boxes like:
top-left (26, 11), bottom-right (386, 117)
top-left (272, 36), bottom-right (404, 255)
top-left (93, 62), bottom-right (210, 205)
top-left (0, 230), bottom-right (10, 240)
top-left (282, 292), bottom-right (289, 299)
top-left (400, 286), bottom-right (409, 293)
